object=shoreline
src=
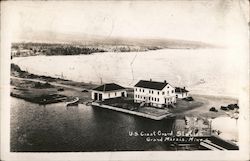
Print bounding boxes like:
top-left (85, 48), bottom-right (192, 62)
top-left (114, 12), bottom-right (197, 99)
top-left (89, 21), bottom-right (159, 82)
top-left (10, 74), bottom-right (239, 149)
top-left (10, 92), bottom-right (67, 105)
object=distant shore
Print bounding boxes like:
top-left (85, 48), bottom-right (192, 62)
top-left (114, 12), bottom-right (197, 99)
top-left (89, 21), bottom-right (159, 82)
top-left (11, 38), bottom-right (215, 58)
top-left (11, 42), bottom-right (161, 58)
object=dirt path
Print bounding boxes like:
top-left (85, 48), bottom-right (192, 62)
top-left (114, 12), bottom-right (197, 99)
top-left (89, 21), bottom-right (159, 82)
top-left (182, 95), bottom-right (238, 118)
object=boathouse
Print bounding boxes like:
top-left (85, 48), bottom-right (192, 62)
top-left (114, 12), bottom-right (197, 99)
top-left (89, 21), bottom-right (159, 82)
top-left (91, 83), bottom-right (127, 101)
top-left (175, 87), bottom-right (189, 98)
top-left (134, 79), bottom-right (176, 108)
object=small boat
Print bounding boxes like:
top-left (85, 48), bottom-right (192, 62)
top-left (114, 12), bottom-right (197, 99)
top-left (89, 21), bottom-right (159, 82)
top-left (66, 97), bottom-right (79, 106)
top-left (85, 101), bottom-right (93, 106)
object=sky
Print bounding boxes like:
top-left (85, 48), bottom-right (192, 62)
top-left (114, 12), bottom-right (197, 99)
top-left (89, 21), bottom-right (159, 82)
top-left (2, 0), bottom-right (248, 46)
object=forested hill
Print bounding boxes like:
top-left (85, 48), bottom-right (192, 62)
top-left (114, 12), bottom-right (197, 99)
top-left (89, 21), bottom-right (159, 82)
top-left (11, 33), bottom-right (217, 57)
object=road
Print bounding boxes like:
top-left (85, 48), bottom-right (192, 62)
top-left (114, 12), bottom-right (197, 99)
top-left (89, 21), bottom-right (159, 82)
top-left (11, 76), bottom-right (85, 91)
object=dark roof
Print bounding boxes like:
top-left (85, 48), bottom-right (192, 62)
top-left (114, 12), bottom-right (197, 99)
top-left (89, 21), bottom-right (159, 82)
top-left (134, 80), bottom-right (168, 90)
top-left (92, 83), bottom-right (125, 92)
top-left (175, 87), bottom-right (189, 93)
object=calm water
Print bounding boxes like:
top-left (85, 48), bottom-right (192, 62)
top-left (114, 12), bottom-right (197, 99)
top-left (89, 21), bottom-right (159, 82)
top-left (11, 97), bottom-right (175, 152)
top-left (12, 49), bottom-right (240, 97)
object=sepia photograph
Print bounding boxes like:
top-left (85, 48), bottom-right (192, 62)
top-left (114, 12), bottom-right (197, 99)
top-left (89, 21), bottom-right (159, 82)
top-left (1, 0), bottom-right (249, 161)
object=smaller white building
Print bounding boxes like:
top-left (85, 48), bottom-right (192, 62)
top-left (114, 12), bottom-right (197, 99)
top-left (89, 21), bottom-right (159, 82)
top-left (175, 87), bottom-right (189, 99)
top-left (91, 83), bottom-right (127, 101)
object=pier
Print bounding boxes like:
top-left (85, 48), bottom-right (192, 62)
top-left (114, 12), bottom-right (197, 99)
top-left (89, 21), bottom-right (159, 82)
top-left (92, 102), bottom-right (172, 120)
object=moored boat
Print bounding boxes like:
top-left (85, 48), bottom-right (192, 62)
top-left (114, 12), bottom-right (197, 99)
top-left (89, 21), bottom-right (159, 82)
top-left (66, 97), bottom-right (79, 106)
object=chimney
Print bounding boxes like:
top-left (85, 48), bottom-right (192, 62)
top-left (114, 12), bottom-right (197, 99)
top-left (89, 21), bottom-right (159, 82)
top-left (150, 78), bottom-right (152, 81)
top-left (183, 86), bottom-right (186, 89)
top-left (164, 80), bottom-right (166, 83)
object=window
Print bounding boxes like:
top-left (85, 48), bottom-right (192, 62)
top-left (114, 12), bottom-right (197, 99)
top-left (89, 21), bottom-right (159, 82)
top-left (172, 90), bottom-right (174, 93)
top-left (144, 97), bottom-right (145, 99)
top-left (167, 91), bottom-right (169, 94)
top-left (162, 92), bottom-right (165, 95)
top-left (135, 88), bottom-right (137, 91)
top-left (155, 98), bottom-right (156, 101)
top-left (149, 90), bottom-right (151, 94)
top-left (157, 92), bottom-right (159, 95)
top-left (157, 98), bottom-right (159, 102)
top-left (108, 93), bottom-right (110, 97)
top-left (143, 89), bottom-right (144, 92)
top-left (139, 89), bottom-right (141, 92)
top-left (115, 92), bottom-right (117, 96)
top-left (152, 91), bottom-right (154, 94)
top-left (167, 86), bottom-right (169, 88)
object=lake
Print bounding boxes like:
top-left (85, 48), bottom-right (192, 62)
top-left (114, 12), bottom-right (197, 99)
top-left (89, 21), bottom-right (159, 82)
top-left (12, 48), bottom-right (240, 97)
top-left (11, 97), bottom-right (177, 152)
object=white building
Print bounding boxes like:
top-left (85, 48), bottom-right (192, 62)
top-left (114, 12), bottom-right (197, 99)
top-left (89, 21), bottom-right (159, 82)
top-left (91, 83), bottom-right (127, 101)
top-left (175, 87), bottom-right (189, 99)
top-left (134, 79), bottom-right (176, 108)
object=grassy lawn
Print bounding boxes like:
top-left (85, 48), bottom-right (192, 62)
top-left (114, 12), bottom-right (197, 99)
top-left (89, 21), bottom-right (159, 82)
top-left (137, 107), bottom-right (169, 117)
top-left (169, 99), bottom-right (204, 116)
top-left (102, 97), bottom-right (170, 117)
top-left (102, 97), bottom-right (140, 110)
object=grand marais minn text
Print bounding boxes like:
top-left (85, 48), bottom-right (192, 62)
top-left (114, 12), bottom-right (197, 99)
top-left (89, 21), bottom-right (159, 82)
top-left (129, 131), bottom-right (205, 142)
